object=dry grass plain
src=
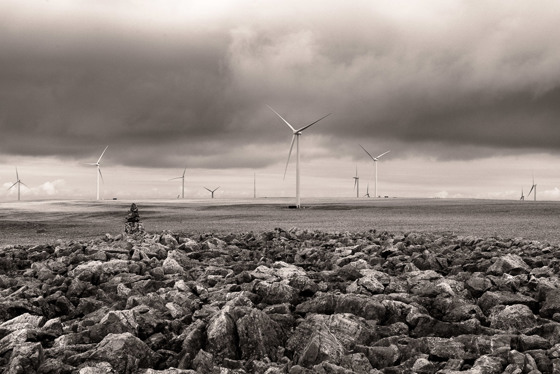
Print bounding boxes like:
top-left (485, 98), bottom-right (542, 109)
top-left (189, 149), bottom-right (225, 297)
top-left (0, 197), bottom-right (559, 246)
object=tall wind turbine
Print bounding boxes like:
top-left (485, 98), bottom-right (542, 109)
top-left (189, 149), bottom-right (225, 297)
top-left (364, 183), bottom-right (370, 198)
top-left (85, 146), bottom-right (108, 201)
top-left (267, 105), bottom-right (331, 208)
top-left (527, 175), bottom-right (537, 201)
top-left (353, 165), bottom-right (360, 198)
top-left (359, 145), bottom-right (390, 198)
top-left (204, 186), bottom-right (220, 199)
top-left (8, 168), bottom-right (29, 201)
top-left (170, 167), bottom-right (187, 199)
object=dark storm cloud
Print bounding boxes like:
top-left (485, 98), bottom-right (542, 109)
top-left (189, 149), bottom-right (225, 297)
top-left (2, 0), bottom-right (560, 168)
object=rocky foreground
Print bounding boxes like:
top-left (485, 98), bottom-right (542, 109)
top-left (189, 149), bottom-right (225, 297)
top-left (2, 228), bottom-right (560, 374)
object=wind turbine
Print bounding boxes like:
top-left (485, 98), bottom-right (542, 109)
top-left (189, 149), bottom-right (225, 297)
top-left (8, 168), bottom-right (29, 201)
top-left (85, 146), bottom-right (108, 201)
top-left (204, 186), bottom-right (220, 199)
top-left (364, 183), bottom-right (370, 198)
top-left (353, 165), bottom-right (360, 198)
top-left (359, 145), bottom-right (390, 198)
top-left (520, 188), bottom-right (525, 201)
top-left (527, 175), bottom-right (537, 201)
top-left (267, 105), bottom-right (331, 208)
top-left (170, 167), bottom-right (187, 199)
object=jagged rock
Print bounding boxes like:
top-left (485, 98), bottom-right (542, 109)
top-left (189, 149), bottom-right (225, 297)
top-left (84, 332), bottom-right (160, 374)
top-left (489, 304), bottom-right (539, 332)
top-left (6, 341), bottom-right (44, 374)
top-left (287, 315), bottom-right (346, 368)
top-left (177, 319), bottom-right (206, 369)
top-left (478, 291), bottom-right (538, 314)
top-left (0, 313), bottom-right (45, 332)
top-left (487, 254), bottom-right (531, 276)
top-left (206, 310), bottom-right (237, 360)
top-left (236, 308), bottom-right (282, 361)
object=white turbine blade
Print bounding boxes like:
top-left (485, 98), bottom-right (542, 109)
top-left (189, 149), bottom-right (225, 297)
top-left (283, 135), bottom-right (296, 180)
top-left (169, 176), bottom-right (183, 181)
top-left (83, 162), bottom-right (98, 166)
top-left (354, 178), bottom-right (357, 189)
top-left (21, 182), bottom-right (30, 189)
top-left (98, 168), bottom-right (105, 184)
top-left (182, 167), bottom-right (187, 177)
top-left (204, 187), bottom-right (212, 192)
top-left (97, 145), bottom-right (109, 164)
top-left (267, 105), bottom-right (296, 132)
top-left (359, 144), bottom-right (376, 161)
top-left (375, 150), bottom-right (391, 159)
top-left (527, 185), bottom-right (535, 197)
top-left (214, 187), bottom-right (220, 192)
top-left (296, 113), bottom-right (332, 133)
top-left (15, 167), bottom-right (19, 181)
top-left (8, 182), bottom-right (17, 190)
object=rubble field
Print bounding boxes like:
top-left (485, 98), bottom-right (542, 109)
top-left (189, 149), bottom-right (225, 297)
top-left (2, 227), bottom-right (560, 373)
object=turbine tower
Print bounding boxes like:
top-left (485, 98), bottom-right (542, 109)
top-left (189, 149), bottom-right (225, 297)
top-left (204, 186), bottom-right (220, 199)
top-left (8, 168), bottom-right (28, 201)
top-left (353, 165), bottom-right (360, 198)
top-left (527, 176), bottom-right (537, 201)
top-left (254, 172), bottom-right (256, 199)
top-left (359, 144), bottom-right (390, 198)
top-left (85, 146), bottom-right (108, 201)
top-left (170, 167), bottom-right (187, 199)
top-left (267, 105), bottom-right (331, 208)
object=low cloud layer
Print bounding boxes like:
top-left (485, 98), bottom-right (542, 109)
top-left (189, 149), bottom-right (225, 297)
top-left (2, 0), bottom-right (560, 169)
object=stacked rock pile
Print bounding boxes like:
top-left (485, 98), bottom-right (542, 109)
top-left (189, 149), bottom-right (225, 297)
top-left (1, 227), bottom-right (560, 373)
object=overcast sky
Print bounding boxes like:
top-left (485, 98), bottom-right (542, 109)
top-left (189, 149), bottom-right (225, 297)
top-left (1, 0), bottom-right (560, 201)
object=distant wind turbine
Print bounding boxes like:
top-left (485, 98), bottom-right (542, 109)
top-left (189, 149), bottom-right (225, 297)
top-left (84, 146), bottom-right (108, 201)
top-left (267, 105), bottom-right (331, 208)
top-left (353, 165), bottom-right (360, 198)
top-left (520, 188), bottom-right (525, 201)
top-left (359, 144), bottom-right (390, 198)
top-left (8, 168), bottom-right (29, 201)
top-left (204, 186), bottom-right (220, 199)
top-left (527, 175), bottom-right (537, 201)
top-left (170, 167), bottom-right (187, 199)
top-left (364, 183), bottom-right (370, 198)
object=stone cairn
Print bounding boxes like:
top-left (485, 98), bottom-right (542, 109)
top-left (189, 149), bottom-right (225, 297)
top-left (124, 202), bottom-right (144, 234)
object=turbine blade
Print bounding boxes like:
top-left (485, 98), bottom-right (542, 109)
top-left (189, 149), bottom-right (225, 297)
top-left (15, 167), bottom-right (19, 181)
top-left (169, 176), bottom-right (182, 181)
top-left (296, 113), bottom-right (331, 133)
top-left (354, 178), bottom-right (357, 189)
top-left (83, 162), bottom-right (98, 166)
top-left (527, 185), bottom-right (535, 197)
top-left (359, 144), bottom-right (376, 161)
top-left (284, 135), bottom-right (296, 180)
top-left (375, 150), bottom-right (391, 159)
top-left (98, 168), bottom-right (105, 184)
top-left (204, 187), bottom-right (212, 192)
top-left (182, 167), bottom-right (187, 177)
top-left (214, 187), bottom-right (220, 192)
top-left (21, 182), bottom-right (30, 189)
top-left (8, 182), bottom-right (17, 190)
top-left (267, 105), bottom-right (296, 132)
top-left (97, 145), bottom-right (109, 164)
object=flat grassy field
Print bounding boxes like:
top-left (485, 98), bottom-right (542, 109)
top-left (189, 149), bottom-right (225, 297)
top-left (0, 197), bottom-right (559, 246)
